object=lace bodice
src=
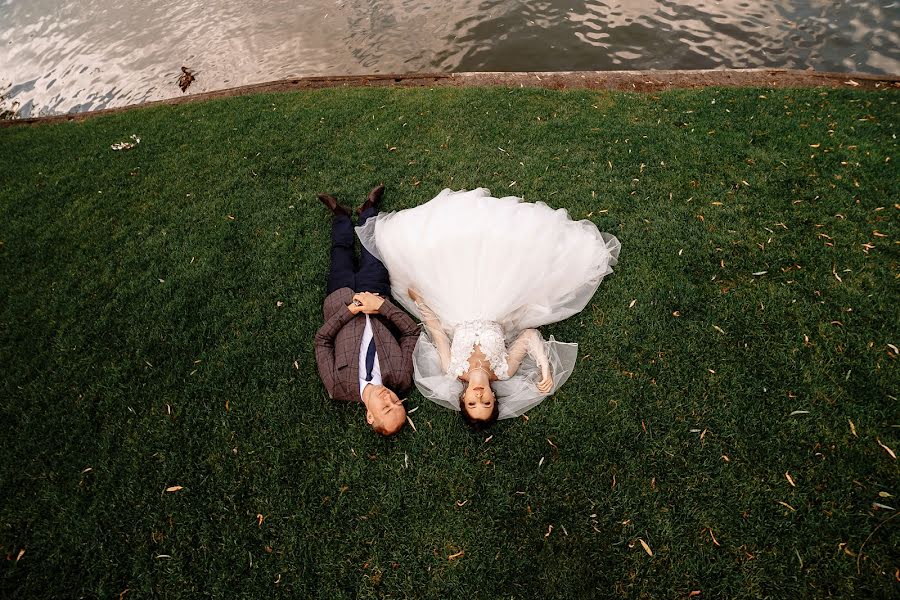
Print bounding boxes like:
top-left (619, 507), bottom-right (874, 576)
top-left (447, 320), bottom-right (510, 380)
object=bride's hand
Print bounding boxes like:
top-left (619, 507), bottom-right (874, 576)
top-left (408, 288), bottom-right (422, 303)
top-left (537, 364), bottom-right (553, 394)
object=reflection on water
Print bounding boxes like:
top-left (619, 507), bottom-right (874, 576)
top-left (1, 0), bottom-right (898, 117)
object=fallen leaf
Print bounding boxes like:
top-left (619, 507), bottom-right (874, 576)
top-left (712, 325), bottom-right (726, 335)
top-left (845, 79), bottom-right (860, 86)
top-left (455, 500), bottom-right (469, 507)
top-left (848, 419), bottom-right (857, 437)
top-left (689, 592), bottom-right (701, 598)
top-left (785, 472), bottom-right (796, 487)
top-left (752, 271), bottom-right (767, 276)
top-left (406, 415), bottom-right (417, 432)
top-left (165, 486), bottom-right (183, 493)
top-left (708, 528), bottom-right (721, 546)
top-left (639, 539), bottom-right (653, 556)
top-left (448, 550), bottom-right (464, 560)
top-left (876, 438), bottom-right (897, 460)
top-left (629, 299), bottom-right (637, 308)
top-left (672, 311), bottom-right (681, 317)
top-left (16, 548), bottom-right (25, 562)
top-left (777, 501), bottom-right (796, 511)
top-left (257, 514), bottom-right (264, 527)
top-left (879, 491), bottom-right (893, 498)
top-left (545, 525), bottom-right (554, 538)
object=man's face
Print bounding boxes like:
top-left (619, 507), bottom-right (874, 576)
top-left (366, 385), bottom-right (406, 435)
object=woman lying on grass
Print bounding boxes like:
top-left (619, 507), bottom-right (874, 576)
top-left (356, 187), bottom-right (620, 427)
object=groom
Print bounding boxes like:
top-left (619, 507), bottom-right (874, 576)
top-left (314, 185), bottom-right (418, 436)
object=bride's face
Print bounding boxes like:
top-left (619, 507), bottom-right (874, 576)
top-left (462, 383), bottom-right (495, 420)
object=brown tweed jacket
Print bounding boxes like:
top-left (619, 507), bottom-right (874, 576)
top-left (314, 287), bottom-right (419, 402)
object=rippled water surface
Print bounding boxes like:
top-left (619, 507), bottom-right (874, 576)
top-left (1, 0), bottom-right (898, 117)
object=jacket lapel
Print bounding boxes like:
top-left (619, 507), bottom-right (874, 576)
top-left (347, 315), bottom-right (363, 401)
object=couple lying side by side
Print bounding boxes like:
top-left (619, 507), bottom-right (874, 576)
top-left (314, 185), bottom-right (621, 436)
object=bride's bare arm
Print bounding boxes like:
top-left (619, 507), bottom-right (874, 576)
top-left (506, 329), bottom-right (553, 393)
top-left (409, 289), bottom-right (451, 373)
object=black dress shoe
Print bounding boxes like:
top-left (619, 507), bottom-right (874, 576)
top-left (318, 193), bottom-right (351, 217)
top-left (358, 184), bottom-right (385, 214)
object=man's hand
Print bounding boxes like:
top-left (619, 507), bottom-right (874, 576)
top-left (352, 291), bottom-right (385, 314)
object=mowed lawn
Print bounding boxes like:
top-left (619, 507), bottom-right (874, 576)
top-left (1, 86), bottom-right (897, 599)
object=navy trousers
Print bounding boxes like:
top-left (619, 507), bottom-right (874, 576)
top-left (326, 206), bottom-right (390, 296)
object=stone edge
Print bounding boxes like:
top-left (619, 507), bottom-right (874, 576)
top-left (3, 68), bottom-right (898, 127)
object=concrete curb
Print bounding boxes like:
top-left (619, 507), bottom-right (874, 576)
top-left (3, 68), bottom-right (898, 127)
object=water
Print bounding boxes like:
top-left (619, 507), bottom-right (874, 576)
top-left (1, 0), bottom-right (898, 117)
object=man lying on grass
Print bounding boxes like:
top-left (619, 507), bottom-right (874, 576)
top-left (314, 185), bottom-right (419, 436)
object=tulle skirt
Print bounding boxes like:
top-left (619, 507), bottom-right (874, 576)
top-left (356, 187), bottom-right (620, 334)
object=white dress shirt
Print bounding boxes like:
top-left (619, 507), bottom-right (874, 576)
top-left (358, 314), bottom-right (382, 398)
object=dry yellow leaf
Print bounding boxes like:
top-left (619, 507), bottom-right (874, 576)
top-left (165, 486), bottom-right (183, 493)
top-left (876, 438), bottom-right (897, 460)
top-left (639, 538), bottom-right (653, 556)
top-left (785, 472), bottom-right (796, 487)
top-left (848, 419), bottom-right (857, 437)
top-left (448, 550), bottom-right (464, 560)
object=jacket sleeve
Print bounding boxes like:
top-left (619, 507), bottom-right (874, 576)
top-left (377, 298), bottom-right (420, 391)
top-left (314, 303), bottom-right (356, 398)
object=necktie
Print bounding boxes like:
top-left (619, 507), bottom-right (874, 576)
top-left (365, 337), bottom-right (376, 381)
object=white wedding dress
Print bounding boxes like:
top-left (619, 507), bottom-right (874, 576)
top-left (356, 187), bottom-right (620, 418)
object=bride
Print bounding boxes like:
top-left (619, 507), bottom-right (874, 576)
top-left (356, 187), bottom-right (620, 426)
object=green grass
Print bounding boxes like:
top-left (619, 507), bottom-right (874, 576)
top-left (1, 86), bottom-right (898, 598)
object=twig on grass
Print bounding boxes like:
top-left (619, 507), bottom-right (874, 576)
top-left (857, 513), bottom-right (898, 574)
